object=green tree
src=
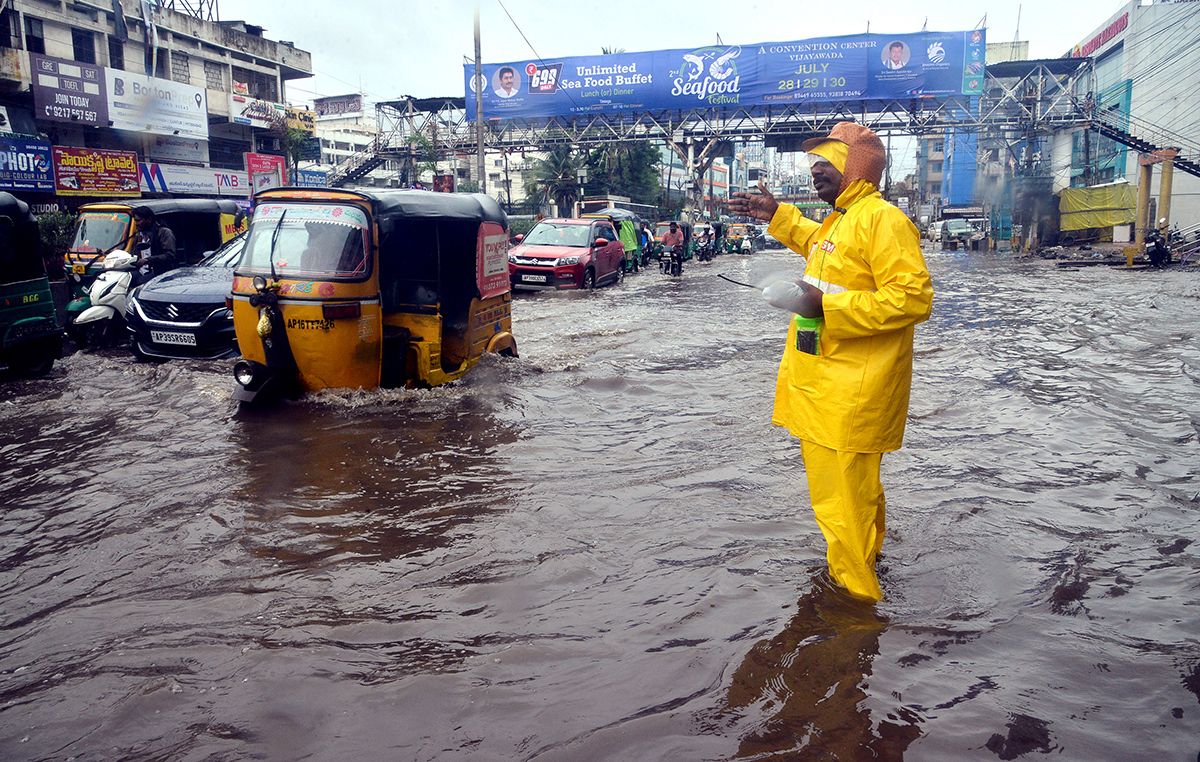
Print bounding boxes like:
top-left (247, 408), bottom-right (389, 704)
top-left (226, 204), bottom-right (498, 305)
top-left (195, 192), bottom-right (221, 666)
top-left (524, 146), bottom-right (587, 214)
top-left (37, 210), bottom-right (75, 279)
top-left (586, 141), bottom-right (662, 206)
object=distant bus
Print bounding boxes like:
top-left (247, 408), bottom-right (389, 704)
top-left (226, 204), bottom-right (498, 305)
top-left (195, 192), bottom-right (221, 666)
top-left (576, 195), bottom-right (660, 222)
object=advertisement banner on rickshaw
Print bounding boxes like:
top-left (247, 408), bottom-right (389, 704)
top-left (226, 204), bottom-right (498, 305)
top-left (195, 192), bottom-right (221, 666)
top-left (477, 223), bottom-right (509, 299)
top-left (465, 29), bottom-right (985, 120)
top-left (52, 147), bottom-right (140, 197)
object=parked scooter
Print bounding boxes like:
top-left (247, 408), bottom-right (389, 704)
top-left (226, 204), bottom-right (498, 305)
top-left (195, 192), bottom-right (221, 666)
top-left (1147, 218), bottom-right (1172, 268)
top-left (66, 249), bottom-right (139, 348)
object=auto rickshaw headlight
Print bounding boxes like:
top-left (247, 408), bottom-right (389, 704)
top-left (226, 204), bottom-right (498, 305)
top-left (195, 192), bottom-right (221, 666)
top-left (252, 275), bottom-right (268, 292)
top-left (233, 360), bottom-right (258, 387)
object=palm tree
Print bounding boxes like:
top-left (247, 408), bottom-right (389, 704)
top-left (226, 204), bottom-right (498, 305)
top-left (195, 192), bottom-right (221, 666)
top-left (524, 146), bottom-right (587, 215)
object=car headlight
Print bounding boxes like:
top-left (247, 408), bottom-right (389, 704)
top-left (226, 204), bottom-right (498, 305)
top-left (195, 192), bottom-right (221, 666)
top-left (556, 256), bottom-right (580, 266)
top-left (508, 253), bottom-right (517, 263)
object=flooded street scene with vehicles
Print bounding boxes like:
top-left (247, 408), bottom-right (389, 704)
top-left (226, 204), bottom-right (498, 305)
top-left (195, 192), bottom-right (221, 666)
top-left (3, 248), bottom-right (1199, 761)
top-left (3, 0), bottom-right (1200, 758)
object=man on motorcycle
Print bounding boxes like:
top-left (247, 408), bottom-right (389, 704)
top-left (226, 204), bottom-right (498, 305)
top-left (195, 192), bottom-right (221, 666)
top-left (132, 206), bottom-right (178, 279)
top-left (660, 221), bottom-right (685, 273)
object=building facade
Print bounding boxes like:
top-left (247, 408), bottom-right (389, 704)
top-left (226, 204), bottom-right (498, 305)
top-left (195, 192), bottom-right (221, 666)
top-left (0, 1), bottom-right (311, 211)
top-left (1054, 0), bottom-right (1200, 229)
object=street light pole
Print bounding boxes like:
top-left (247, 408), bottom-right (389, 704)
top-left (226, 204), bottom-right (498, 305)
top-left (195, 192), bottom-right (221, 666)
top-left (474, 8), bottom-right (486, 195)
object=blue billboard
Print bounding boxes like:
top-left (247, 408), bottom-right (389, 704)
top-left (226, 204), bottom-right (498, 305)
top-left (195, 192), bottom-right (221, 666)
top-left (466, 30), bottom-right (986, 121)
top-left (0, 138), bottom-right (55, 192)
top-left (294, 169), bottom-right (328, 188)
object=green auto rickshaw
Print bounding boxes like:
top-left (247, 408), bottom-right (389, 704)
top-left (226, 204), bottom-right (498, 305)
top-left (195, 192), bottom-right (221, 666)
top-left (0, 192), bottom-right (62, 377)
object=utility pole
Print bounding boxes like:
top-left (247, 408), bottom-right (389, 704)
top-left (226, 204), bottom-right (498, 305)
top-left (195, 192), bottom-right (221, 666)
top-left (474, 8), bottom-right (485, 194)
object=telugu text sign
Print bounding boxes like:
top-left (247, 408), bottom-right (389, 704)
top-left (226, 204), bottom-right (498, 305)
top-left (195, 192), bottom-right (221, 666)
top-left (53, 147), bottom-right (140, 197)
top-left (465, 30), bottom-right (985, 120)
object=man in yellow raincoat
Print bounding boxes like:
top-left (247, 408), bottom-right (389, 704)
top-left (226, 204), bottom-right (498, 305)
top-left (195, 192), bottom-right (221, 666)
top-left (730, 122), bottom-right (933, 602)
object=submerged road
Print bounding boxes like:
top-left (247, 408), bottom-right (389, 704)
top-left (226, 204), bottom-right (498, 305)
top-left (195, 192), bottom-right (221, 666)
top-left (1, 248), bottom-right (1198, 760)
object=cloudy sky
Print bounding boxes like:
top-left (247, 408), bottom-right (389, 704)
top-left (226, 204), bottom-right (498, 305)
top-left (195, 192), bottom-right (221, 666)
top-left (220, 0), bottom-right (1129, 105)
top-left (215, 0), bottom-right (1132, 177)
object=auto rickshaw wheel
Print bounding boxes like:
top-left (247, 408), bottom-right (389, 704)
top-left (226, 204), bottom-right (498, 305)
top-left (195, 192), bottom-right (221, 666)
top-left (7, 338), bottom-right (57, 377)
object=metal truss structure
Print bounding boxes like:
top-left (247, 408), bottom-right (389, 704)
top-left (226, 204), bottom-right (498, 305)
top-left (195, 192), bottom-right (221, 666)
top-left (333, 57), bottom-right (1200, 212)
top-left (161, 0), bottom-right (219, 22)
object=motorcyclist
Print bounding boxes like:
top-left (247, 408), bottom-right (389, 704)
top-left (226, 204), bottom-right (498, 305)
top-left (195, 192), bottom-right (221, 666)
top-left (660, 221), bottom-right (684, 273)
top-left (131, 206), bottom-right (178, 282)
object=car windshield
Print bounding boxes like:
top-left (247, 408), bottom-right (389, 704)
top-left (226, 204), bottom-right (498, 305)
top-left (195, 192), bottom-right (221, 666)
top-left (199, 233), bottom-right (248, 268)
top-left (241, 203), bottom-right (369, 278)
top-left (522, 222), bottom-right (590, 247)
top-left (72, 212), bottom-right (130, 253)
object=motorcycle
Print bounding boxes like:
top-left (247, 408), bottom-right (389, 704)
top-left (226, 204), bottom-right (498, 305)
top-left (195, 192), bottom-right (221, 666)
top-left (1147, 220), bottom-right (1172, 268)
top-left (661, 244), bottom-right (683, 277)
top-left (66, 249), bottom-right (139, 348)
top-left (697, 239), bottom-right (714, 262)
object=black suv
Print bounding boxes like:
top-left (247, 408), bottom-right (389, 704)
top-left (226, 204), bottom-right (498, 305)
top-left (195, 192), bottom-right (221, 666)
top-left (125, 233), bottom-right (246, 361)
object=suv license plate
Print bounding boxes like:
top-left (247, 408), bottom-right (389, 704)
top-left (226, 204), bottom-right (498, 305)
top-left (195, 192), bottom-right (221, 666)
top-left (522, 274), bottom-right (547, 283)
top-left (150, 330), bottom-right (196, 346)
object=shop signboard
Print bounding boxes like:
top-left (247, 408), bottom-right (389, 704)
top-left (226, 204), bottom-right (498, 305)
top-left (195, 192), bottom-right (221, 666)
top-left (230, 94), bottom-right (286, 130)
top-left (314, 94), bottom-right (362, 117)
top-left (139, 162), bottom-right (248, 196)
top-left (105, 69), bottom-right (208, 140)
top-left (285, 106), bottom-right (316, 133)
top-left (0, 137), bottom-right (54, 192)
top-left (146, 134), bottom-right (209, 165)
top-left (245, 152), bottom-right (288, 196)
top-left (293, 169), bottom-right (327, 188)
top-left (30, 54), bottom-right (108, 127)
top-left (53, 146), bottom-right (140, 197)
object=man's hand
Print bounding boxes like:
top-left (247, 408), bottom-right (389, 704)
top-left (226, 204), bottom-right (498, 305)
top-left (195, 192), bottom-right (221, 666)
top-left (795, 280), bottom-right (824, 318)
top-left (763, 278), bottom-right (824, 317)
top-left (729, 180), bottom-right (779, 222)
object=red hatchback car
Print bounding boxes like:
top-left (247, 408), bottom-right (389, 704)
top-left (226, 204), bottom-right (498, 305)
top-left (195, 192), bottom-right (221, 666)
top-left (508, 218), bottom-right (625, 290)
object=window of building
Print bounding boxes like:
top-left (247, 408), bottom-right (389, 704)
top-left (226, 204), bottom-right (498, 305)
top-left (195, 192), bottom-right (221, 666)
top-left (930, 161), bottom-right (943, 173)
top-left (231, 66), bottom-right (279, 102)
top-left (107, 37), bottom-right (124, 69)
top-left (0, 10), bottom-right (20, 49)
top-left (932, 141), bottom-right (944, 154)
top-left (334, 141), bottom-right (350, 152)
top-left (204, 59), bottom-right (223, 90)
top-left (24, 17), bottom-right (44, 55)
top-left (72, 28), bottom-right (96, 64)
top-left (171, 50), bottom-right (190, 83)
top-left (144, 44), bottom-right (167, 78)
top-left (931, 183), bottom-right (942, 195)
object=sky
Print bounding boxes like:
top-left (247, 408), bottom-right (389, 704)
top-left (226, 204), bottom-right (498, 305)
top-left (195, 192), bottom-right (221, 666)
top-left (216, 0), bottom-right (1134, 175)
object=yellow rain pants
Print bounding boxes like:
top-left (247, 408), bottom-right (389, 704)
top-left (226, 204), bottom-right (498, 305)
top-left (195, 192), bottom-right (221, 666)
top-left (800, 440), bottom-right (885, 602)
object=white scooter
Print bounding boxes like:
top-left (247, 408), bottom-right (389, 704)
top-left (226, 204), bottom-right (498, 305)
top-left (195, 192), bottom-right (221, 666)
top-left (67, 249), bottom-right (140, 348)
top-left (741, 236), bottom-right (753, 255)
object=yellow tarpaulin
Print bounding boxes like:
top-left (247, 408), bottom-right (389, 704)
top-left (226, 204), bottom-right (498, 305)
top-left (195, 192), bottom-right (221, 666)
top-left (1059, 184), bottom-right (1136, 231)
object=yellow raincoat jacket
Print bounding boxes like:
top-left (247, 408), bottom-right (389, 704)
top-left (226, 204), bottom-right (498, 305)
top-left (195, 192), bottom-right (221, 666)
top-left (767, 180), bottom-right (933, 453)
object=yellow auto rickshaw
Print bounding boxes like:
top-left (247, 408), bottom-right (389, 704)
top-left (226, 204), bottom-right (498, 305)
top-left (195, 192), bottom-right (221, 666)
top-left (230, 188), bottom-right (517, 405)
top-left (66, 198), bottom-right (246, 298)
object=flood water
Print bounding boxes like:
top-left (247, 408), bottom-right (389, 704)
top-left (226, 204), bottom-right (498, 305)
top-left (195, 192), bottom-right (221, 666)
top-left (2, 247), bottom-right (1198, 761)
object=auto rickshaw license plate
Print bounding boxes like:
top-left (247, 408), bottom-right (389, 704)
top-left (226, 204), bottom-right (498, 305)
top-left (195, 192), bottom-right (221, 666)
top-left (151, 330), bottom-right (196, 346)
top-left (72, 264), bottom-right (86, 274)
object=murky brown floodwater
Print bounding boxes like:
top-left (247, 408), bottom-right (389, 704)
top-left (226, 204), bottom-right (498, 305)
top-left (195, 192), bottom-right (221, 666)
top-left (2, 248), bottom-right (1198, 761)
